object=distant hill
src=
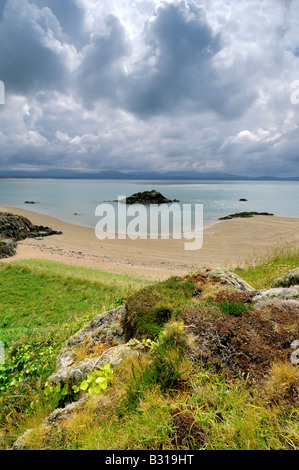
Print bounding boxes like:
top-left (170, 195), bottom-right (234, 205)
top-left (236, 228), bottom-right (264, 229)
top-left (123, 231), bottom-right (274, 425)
top-left (0, 169), bottom-right (299, 181)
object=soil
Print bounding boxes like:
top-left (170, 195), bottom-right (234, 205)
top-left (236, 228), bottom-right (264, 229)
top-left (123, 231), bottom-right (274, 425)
top-left (171, 408), bottom-right (207, 449)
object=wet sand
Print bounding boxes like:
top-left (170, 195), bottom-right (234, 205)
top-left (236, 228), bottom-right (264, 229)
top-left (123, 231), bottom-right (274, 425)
top-left (1, 205), bottom-right (299, 280)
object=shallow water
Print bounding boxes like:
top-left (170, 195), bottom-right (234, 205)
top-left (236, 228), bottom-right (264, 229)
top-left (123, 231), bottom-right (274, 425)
top-left (0, 179), bottom-right (298, 233)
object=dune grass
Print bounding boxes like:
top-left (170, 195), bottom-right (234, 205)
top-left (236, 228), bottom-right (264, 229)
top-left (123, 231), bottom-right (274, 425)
top-left (234, 241), bottom-right (299, 289)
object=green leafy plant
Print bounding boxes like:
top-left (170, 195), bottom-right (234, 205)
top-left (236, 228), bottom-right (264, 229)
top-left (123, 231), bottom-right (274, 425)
top-left (0, 342), bottom-right (56, 393)
top-left (44, 381), bottom-right (71, 408)
top-left (72, 364), bottom-right (114, 397)
top-left (44, 364), bottom-right (114, 407)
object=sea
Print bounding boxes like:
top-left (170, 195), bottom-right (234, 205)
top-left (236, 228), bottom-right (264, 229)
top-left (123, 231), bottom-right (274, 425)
top-left (0, 179), bottom-right (298, 235)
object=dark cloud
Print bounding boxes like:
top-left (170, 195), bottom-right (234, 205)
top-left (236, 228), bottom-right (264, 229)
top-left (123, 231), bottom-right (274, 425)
top-left (0, 0), bottom-right (298, 178)
top-left (34, 0), bottom-right (88, 48)
top-left (123, 1), bottom-right (223, 118)
top-left (75, 14), bottom-right (130, 107)
top-left (0, 0), bottom-right (68, 95)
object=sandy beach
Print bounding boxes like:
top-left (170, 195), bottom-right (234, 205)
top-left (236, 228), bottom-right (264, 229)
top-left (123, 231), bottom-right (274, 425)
top-left (1, 205), bottom-right (299, 280)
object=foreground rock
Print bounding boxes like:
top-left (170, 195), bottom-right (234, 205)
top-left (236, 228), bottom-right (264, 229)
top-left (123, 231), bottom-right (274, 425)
top-left (49, 306), bottom-right (145, 387)
top-left (272, 267), bottom-right (299, 288)
top-left (117, 190), bottom-right (179, 204)
top-left (0, 211), bottom-right (63, 259)
top-left (0, 238), bottom-right (17, 258)
top-left (198, 267), bottom-right (255, 293)
top-left (253, 286), bottom-right (299, 302)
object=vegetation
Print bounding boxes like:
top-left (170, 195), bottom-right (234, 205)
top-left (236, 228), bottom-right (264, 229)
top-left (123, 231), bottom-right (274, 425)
top-left (0, 244), bottom-right (298, 450)
top-left (235, 241), bottom-right (299, 289)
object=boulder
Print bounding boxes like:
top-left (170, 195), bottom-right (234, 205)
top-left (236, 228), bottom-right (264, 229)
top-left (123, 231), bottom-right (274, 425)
top-left (50, 344), bottom-right (136, 387)
top-left (272, 267), bottom-right (299, 288)
top-left (0, 211), bottom-right (63, 259)
top-left (0, 238), bottom-right (17, 258)
top-left (48, 306), bottom-right (139, 386)
top-left (0, 211), bottom-right (62, 241)
top-left (199, 267), bottom-right (255, 293)
top-left (253, 286), bottom-right (299, 302)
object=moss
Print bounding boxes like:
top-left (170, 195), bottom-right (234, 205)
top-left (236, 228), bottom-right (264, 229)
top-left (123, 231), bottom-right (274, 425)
top-left (125, 276), bottom-right (197, 340)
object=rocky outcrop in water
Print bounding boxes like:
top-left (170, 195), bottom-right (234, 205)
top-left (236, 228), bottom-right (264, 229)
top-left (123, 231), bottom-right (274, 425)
top-left (219, 212), bottom-right (274, 220)
top-left (117, 190), bottom-right (179, 205)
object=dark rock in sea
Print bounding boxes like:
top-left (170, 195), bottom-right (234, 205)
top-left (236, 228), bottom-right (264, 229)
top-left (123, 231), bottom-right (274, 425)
top-left (239, 198), bottom-right (248, 202)
top-left (116, 190), bottom-right (179, 205)
top-left (0, 211), bottom-right (63, 258)
top-left (24, 201), bottom-right (40, 204)
top-left (219, 212), bottom-right (274, 220)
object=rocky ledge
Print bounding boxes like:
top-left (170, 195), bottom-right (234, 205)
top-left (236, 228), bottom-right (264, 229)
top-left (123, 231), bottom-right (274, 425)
top-left (219, 211), bottom-right (274, 220)
top-left (0, 211), bottom-right (63, 259)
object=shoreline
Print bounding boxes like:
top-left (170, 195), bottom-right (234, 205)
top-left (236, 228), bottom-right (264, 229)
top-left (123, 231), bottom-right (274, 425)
top-left (1, 205), bottom-right (299, 280)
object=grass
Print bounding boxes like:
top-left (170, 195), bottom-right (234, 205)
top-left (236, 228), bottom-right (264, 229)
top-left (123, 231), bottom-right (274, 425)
top-left (125, 276), bottom-right (197, 339)
top-left (0, 242), bottom-right (298, 450)
top-left (234, 241), bottom-right (299, 289)
top-left (0, 259), bottom-right (150, 346)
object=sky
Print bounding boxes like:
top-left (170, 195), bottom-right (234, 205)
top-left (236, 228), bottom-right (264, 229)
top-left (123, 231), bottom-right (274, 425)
top-left (0, 0), bottom-right (299, 178)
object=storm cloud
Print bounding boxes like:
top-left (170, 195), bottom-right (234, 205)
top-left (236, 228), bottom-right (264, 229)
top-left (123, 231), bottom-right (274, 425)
top-left (0, 0), bottom-right (299, 177)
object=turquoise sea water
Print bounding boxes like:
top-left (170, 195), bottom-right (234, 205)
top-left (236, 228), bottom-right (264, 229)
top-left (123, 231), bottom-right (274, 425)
top-left (0, 179), bottom-right (298, 232)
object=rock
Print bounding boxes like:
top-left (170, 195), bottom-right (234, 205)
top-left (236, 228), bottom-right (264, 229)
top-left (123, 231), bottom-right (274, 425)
top-left (45, 398), bottom-right (87, 424)
top-left (239, 198), bottom-right (248, 201)
top-left (50, 344), bottom-right (137, 386)
top-left (0, 211), bottom-right (62, 241)
top-left (11, 429), bottom-right (34, 450)
top-left (219, 212), bottom-right (274, 220)
top-left (48, 306), bottom-right (136, 386)
top-left (290, 340), bottom-right (299, 366)
top-left (199, 267), bottom-right (255, 293)
top-left (253, 286), bottom-right (299, 302)
top-left (117, 190), bottom-right (179, 205)
top-left (24, 201), bottom-right (39, 204)
top-left (0, 238), bottom-right (17, 258)
top-left (272, 267), bottom-right (299, 288)
top-left (0, 211), bottom-right (63, 258)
